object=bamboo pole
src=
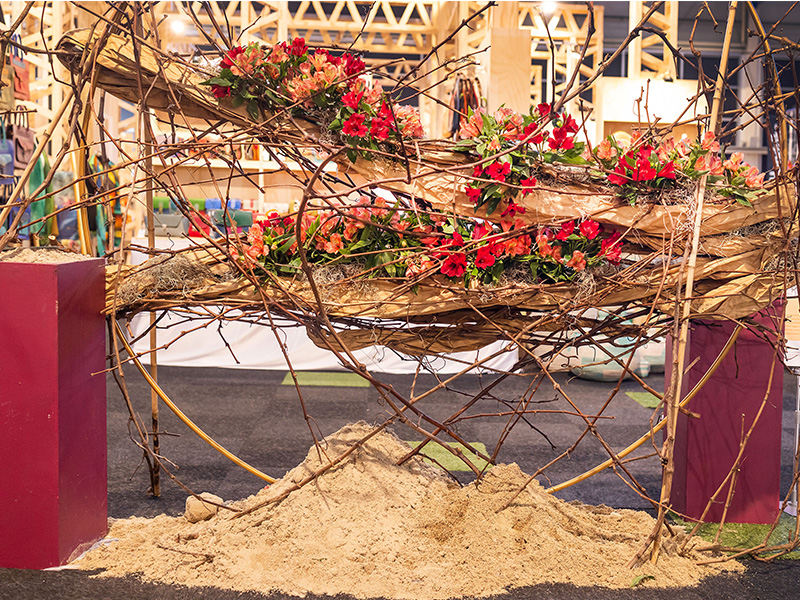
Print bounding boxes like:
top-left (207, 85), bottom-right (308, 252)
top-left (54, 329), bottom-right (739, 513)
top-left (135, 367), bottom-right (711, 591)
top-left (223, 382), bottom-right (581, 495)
top-left (144, 108), bottom-right (160, 496)
top-left (648, 0), bottom-right (739, 565)
top-left (131, 3), bottom-right (161, 497)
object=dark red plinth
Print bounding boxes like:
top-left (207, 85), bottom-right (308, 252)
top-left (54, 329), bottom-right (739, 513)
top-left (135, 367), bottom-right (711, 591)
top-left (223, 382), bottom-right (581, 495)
top-left (0, 258), bottom-right (107, 569)
top-left (668, 307), bottom-right (784, 524)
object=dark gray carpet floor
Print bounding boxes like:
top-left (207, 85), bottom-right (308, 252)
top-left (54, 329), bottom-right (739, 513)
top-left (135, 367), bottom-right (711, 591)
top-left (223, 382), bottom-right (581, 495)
top-left (2, 366), bottom-right (799, 599)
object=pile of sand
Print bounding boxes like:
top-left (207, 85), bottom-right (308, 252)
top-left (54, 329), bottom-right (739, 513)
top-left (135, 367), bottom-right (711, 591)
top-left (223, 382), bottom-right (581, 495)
top-left (0, 248), bottom-right (94, 263)
top-left (79, 422), bottom-right (740, 598)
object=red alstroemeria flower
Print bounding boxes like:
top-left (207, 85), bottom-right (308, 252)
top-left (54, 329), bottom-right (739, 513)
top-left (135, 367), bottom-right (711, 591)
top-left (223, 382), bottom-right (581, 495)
top-left (607, 161), bottom-right (629, 185)
top-left (548, 126), bottom-right (575, 150)
top-left (601, 231), bottom-right (623, 264)
top-left (441, 253), bottom-right (468, 278)
top-left (555, 220), bottom-right (575, 241)
top-left (288, 37), bottom-right (307, 57)
top-left (342, 90), bottom-right (364, 110)
top-left (486, 161), bottom-right (511, 182)
top-left (211, 84), bottom-right (232, 99)
top-left (561, 114), bottom-right (579, 134)
top-left (342, 113), bottom-right (368, 137)
top-left (520, 177), bottom-right (537, 194)
top-left (475, 246), bottom-right (496, 269)
top-left (449, 231), bottom-right (465, 247)
top-left (520, 122), bottom-right (546, 144)
top-left (370, 118), bottom-right (391, 141)
top-left (537, 103), bottom-right (551, 117)
top-left (657, 161), bottom-right (676, 179)
top-left (221, 46), bottom-right (245, 69)
top-left (579, 219), bottom-right (601, 240)
top-left (472, 223), bottom-right (493, 240)
top-left (377, 102), bottom-right (395, 123)
top-left (501, 202), bottom-right (526, 218)
top-left (465, 186), bottom-right (482, 204)
top-left (633, 156), bottom-right (656, 181)
top-left (344, 53), bottom-right (366, 77)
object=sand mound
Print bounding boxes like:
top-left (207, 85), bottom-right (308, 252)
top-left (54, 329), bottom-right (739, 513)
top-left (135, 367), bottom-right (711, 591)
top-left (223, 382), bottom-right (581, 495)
top-left (79, 422), bottom-right (741, 598)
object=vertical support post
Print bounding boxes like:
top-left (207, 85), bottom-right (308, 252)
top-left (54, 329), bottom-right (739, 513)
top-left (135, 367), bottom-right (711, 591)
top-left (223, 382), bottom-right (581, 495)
top-left (277, 0), bottom-right (289, 43)
top-left (133, 3), bottom-right (161, 496)
top-left (486, 2), bottom-right (531, 113)
top-left (738, 35), bottom-right (764, 169)
top-left (144, 119), bottom-right (160, 498)
top-left (627, 1), bottom-right (643, 79)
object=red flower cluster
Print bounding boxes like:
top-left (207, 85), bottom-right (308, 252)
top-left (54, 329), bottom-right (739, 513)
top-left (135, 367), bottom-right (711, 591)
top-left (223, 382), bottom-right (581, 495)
top-left (601, 231), bottom-right (623, 264)
top-left (287, 37), bottom-right (307, 56)
top-left (441, 253), bottom-right (468, 277)
top-left (236, 203), bottom-right (623, 288)
top-left (342, 113), bottom-right (368, 137)
top-left (548, 114), bottom-right (579, 150)
top-left (221, 46), bottom-right (245, 70)
top-left (608, 145), bottom-right (677, 186)
top-left (486, 161), bottom-right (511, 182)
top-left (517, 104), bottom-right (580, 152)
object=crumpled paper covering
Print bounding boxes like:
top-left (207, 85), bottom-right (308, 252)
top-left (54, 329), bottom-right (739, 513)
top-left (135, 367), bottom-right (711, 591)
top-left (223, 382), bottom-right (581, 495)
top-left (105, 237), bottom-right (789, 355)
top-left (337, 157), bottom-right (793, 240)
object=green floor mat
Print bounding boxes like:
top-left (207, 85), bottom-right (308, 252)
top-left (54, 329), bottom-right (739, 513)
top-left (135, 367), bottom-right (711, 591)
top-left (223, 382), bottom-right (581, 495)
top-left (281, 371), bottom-right (370, 387)
top-left (626, 391), bottom-right (661, 409)
top-left (406, 441), bottom-right (490, 472)
top-left (675, 512), bottom-right (800, 559)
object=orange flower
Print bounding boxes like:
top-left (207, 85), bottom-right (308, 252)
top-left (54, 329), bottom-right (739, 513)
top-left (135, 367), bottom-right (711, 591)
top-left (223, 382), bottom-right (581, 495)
top-left (723, 152), bottom-right (744, 171)
top-left (566, 250), bottom-right (586, 271)
top-left (701, 131), bottom-right (720, 153)
top-left (459, 108), bottom-right (485, 139)
top-left (596, 139), bottom-right (617, 161)
top-left (324, 233), bottom-right (344, 254)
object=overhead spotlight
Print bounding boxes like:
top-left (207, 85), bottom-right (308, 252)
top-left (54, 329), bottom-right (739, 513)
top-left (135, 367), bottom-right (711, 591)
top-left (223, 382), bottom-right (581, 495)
top-left (540, 1), bottom-right (558, 16)
top-left (170, 19), bottom-right (187, 35)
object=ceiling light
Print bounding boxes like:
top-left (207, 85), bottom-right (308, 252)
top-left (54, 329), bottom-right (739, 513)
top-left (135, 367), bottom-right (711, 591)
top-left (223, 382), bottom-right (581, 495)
top-left (170, 19), bottom-right (187, 35)
top-left (540, 1), bottom-right (557, 16)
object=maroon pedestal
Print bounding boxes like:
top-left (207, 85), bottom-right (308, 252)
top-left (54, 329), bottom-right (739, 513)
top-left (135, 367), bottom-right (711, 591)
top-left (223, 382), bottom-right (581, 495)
top-left (0, 258), bottom-right (107, 569)
top-left (668, 308), bottom-right (783, 524)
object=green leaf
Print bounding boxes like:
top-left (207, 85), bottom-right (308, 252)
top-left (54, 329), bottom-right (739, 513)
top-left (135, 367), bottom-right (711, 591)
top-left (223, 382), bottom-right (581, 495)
top-left (207, 76), bottom-right (232, 86)
top-left (278, 236), bottom-right (297, 254)
top-left (486, 196), bottom-right (501, 215)
top-left (630, 574), bottom-right (655, 588)
top-left (453, 140), bottom-right (477, 152)
top-left (347, 239), bottom-right (370, 252)
top-left (231, 94), bottom-right (245, 108)
top-left (480, 111), bottom-right (494, 133)
top-left (346, 148), bottom-right (358, 163)
top-left (246, 100), bottom-right (260, 121)
top-left (484, 183), bottom-right (501, 197)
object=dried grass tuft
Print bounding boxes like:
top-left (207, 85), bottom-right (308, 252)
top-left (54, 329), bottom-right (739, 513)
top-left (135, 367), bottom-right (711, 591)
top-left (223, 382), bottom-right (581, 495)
top-left (116, 255), bottom-right (219, 308)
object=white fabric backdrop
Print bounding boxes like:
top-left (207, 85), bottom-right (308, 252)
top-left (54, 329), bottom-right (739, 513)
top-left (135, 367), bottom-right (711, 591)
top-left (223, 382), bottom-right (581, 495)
top-left (127, 311), bottom-right (518, 374)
